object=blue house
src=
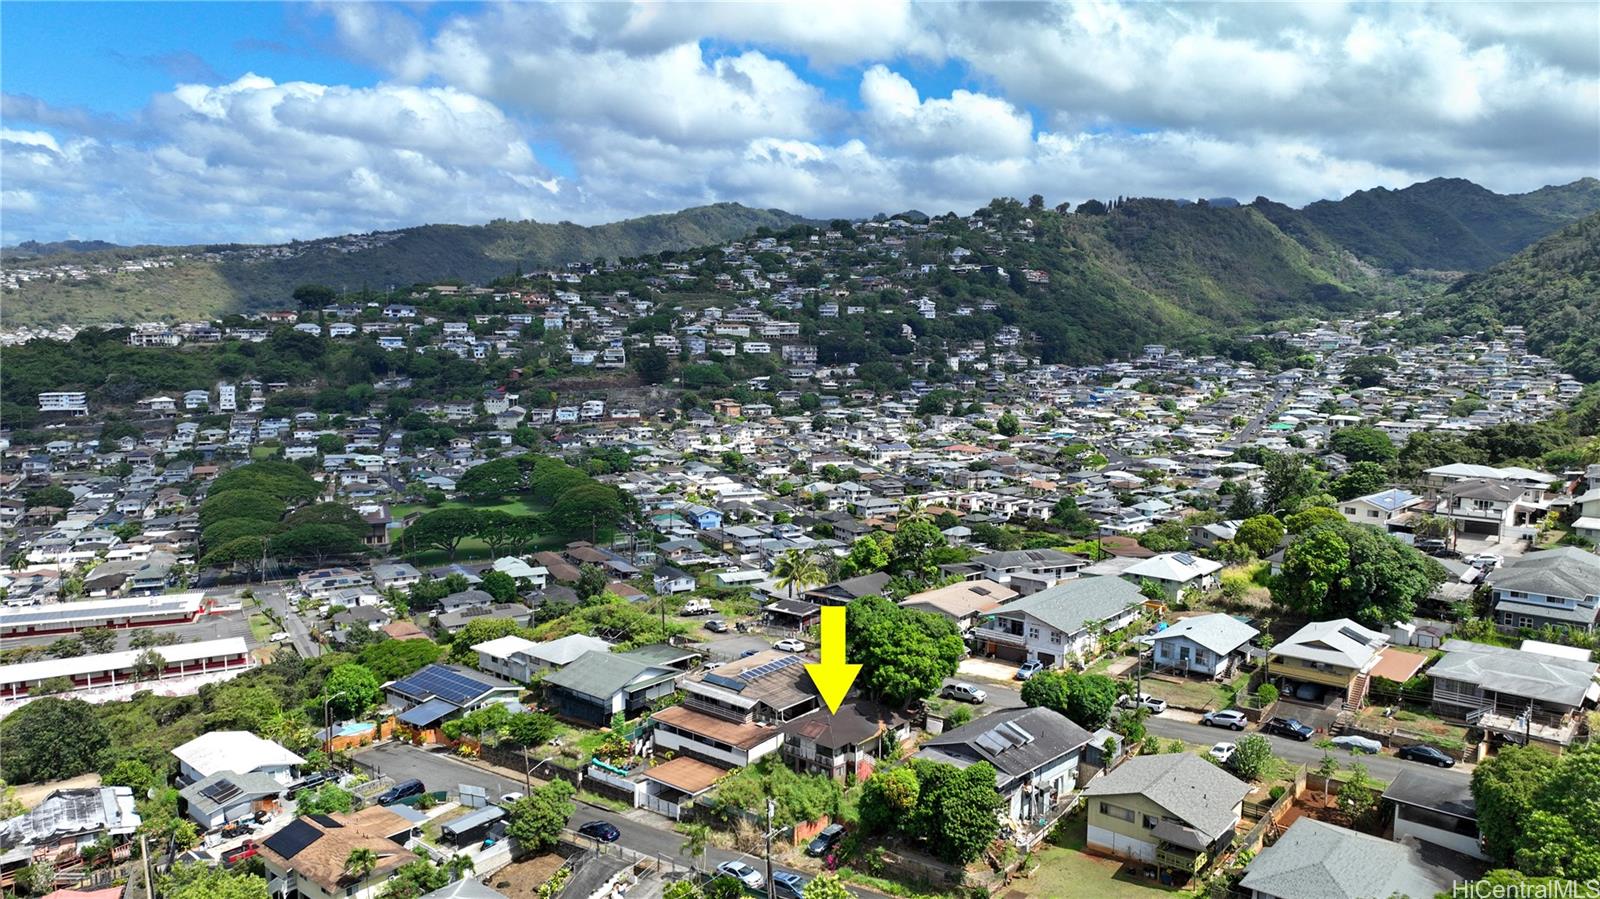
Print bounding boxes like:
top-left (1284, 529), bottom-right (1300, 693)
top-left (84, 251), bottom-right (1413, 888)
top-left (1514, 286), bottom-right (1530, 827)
top-left (681, 503), bottom-right (723, 530)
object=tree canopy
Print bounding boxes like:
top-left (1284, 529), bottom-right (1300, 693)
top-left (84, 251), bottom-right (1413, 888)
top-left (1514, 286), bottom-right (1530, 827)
top-left (844, 595), bottom-right (964, 705)
top-left (0, 697), bottom-right (108, 783)
top-left (1272, 520), bottom-right (1445, 627)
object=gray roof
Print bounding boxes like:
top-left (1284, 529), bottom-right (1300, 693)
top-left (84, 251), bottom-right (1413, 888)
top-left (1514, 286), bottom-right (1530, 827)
top-left (1489, 547), bottom-right (1600, 601)
top-left (420, 880), bottom-right (507, 899)
top-left (1239, 818), bottom-right (1454, 899)
top-left (978, 548), bottom-right (1085, 570)
top-left (1080, 752), bottom-right (1250, 842)
top-left (525, 633), bottom-right (613, 666)
top-left (1430, 640), bottom-right (1597, 707)
top-left (179, 770), bottom-right (285, 817)
top-left (1381, 769), bottom-right (1476, 820)
top-left (992, 575), bottom-right (1145, 636)
top-left (0, 787), bottom-right (140, 850)
top-left (917, 707), bottom-right (1092, 786)
top-left (1151, 613), bottom-right (1259, 656)
top-left (542, 650), bottom-right (677, 702)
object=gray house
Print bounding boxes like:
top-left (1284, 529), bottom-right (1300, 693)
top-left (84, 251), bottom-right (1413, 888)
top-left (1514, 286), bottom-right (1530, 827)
top-left (1240, 818), bottom-right (1455, 899)
top-left (1150, 613), bottom-right (1260, 679)
top-left (1427, 639), bottom-right (1597, 747)
top-left (542, 650), bottom-right (680, 726)
top-left (1487, 548), bottom-right (1600, 632)
top-left (916, 707), bottom-right (1092, 830)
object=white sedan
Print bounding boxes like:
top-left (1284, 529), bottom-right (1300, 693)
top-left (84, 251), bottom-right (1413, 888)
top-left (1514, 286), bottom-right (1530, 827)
top-left (1208, 742), bottom-right (1237, 765)
top-left (716, 860), bottom-right (764, 890)
top-left (774, 638), bottom-right (807, 652)
top-left (269, 631), bottom-right (291, 643)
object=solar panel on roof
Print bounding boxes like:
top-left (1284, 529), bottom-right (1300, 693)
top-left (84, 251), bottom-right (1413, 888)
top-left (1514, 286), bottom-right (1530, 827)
top-left (976, 731), bottom-right (1009, 755)
top-left (739, 655), bottom-right (801, 681)
top-left (264, 818), bottom-right (323, 859)
top-left (199, 780), bottom-right (242, 804)
top-left (309, 814), bottom-right (342, 828)
top-left (704, 672), bottom-right (747, 692)
top-left (1174, 552), bottom-right (1196, 566)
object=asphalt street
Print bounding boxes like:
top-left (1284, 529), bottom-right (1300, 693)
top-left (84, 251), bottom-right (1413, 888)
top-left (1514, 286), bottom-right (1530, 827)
top-left (248, 582), bottom-right (321, 658)
top-left (352, 743), bottom-right (878, 897)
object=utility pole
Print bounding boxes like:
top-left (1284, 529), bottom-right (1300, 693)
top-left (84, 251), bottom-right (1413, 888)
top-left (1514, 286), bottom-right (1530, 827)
top-left (763, 798), bottom-right (777, 896)
top-left (141, 834), bottom-right (154, 899)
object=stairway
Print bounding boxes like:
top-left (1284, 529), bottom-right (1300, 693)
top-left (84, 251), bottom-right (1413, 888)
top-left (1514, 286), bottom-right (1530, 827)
top-left (1344, 673), bottom-right (1369, 712)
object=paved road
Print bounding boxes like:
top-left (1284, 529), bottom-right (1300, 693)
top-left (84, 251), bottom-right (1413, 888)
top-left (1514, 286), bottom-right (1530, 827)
top-left (1228, 384), bottom-right (1295, 447)
top-left (250, 583), bottom-right (320, 658)
top-left (353, 743), bottom-right (880, 897)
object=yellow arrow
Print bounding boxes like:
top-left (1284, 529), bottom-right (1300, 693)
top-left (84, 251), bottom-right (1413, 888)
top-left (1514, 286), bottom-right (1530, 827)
top-left (805, 606), bottom-right (861, 715)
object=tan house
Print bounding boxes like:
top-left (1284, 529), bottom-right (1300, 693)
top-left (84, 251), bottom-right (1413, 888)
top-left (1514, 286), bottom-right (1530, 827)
top-left (260, 807), bottom-right (418, 899)
top-left (1081, 753), bottom-right (1251, 879)
top-left (1267, 619), bottom-right (1388, 710)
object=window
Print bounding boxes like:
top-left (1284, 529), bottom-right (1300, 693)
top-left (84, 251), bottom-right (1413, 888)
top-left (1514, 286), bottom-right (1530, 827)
top-left (1099, 802), bottom-right (1134, 823)
top-left (1343, 507), bottom-right (1355, 515)
top-left (1519, 617), bottom-right (1533, 628)
top-left (1029, 627), bottom-right (1040, 639)
top-left (1143, 814), bottom-right (1159, 830)
top-left (1367, 510), bottom-right (1380, 518)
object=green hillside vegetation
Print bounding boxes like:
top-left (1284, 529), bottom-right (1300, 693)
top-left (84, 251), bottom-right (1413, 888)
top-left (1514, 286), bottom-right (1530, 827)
top-left (1428, 213), bottom-right (1600, 382)
top-left (4, 203), bottom-right (810, 326)
top-left (1296, 176), bottom-right (1600, 273)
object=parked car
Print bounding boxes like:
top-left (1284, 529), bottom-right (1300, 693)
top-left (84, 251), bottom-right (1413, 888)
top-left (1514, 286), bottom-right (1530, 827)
top-left (771, 872), bottom-right (809, 899)
top-left (739, 649), bottom-right (761, 658)
top-left (1331, 735), bottom-right (1382, 754)
top-left (716, 860), bottom-right (764, 890)
top-left (269, 631), bottom-right (291, 643)
top-left (774, 638), bottom-right (807, 652)
top-left (222, 840), bottom-right (258, 868)
top-left (292, 770), bottom-right (334, 796)
top-left (1015, 660), bottom-right (1044, 681)
top-left (704, 619), bottom-right (729, 633)
top-left (499, 792), bottom-right (525, 805)
top-left (1208, 742), bottom-right (1236, 765)
top-left (806, 823), bottom-right (846, 857)
top-left (1201, 709), bottom-right (1248, 731)
top-left (1397, 744), bottom-right (1456, 767)
top-left (375, 778), bottom-right (425, 805)
top-left (1465, 554), bottom-right (1503, 571)
top-left (940, 682), bottom-right (987, 704)
top-left (577, 820), bottom-right (621, 842)
top-left (1261, 717), bottom-right (1315, 741)
top-left (1117, 693), bottom-right (1167, 714)
top-left (681, 598), bottom-right (714, 615)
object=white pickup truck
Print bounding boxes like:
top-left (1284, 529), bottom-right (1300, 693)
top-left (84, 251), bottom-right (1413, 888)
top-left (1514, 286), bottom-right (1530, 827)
top-left (680, 598), bottom-right (714, 616)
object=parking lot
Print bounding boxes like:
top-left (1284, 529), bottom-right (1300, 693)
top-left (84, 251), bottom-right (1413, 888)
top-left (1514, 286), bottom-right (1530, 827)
top-left (0, 608), bottom-right (253, 652)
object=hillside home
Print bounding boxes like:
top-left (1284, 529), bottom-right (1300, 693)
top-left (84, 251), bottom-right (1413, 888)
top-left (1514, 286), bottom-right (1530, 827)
top-left (1427, 639), bottom-right (1598, 748)
top-left (172, 731), bottom-right (305, 787)
top-left (650, 649), bottom-right (814, 768)
top-left (1381, 769), bottom-right (1485, 860)
top-left (1121, 552), bottom-right (1223, 601)
top-left (1268, 619), bottom-right (1389, 710)
top-left (781, 699), bottom-right (912, 782)
top-left (1081, 753), bottom-right (1251, 879)
top-left (970, 576), bottom-right (1144, 668)
top-left (259, 807), bottom-right (417, 899)
top-left (1150, 613), bottom-right (1259, 679)
top-left (1486, 547), bottom-right (1600, 632)
top-left (542, 650), bottom-right (680, 726)
top-left (1338, 488), bottom-right (1425, 528)
top-left (916, 707), bottom-right (1092, 835)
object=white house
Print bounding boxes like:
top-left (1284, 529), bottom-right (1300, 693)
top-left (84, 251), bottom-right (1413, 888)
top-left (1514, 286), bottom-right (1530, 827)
top-left (1150, 613), bottom-right (1260, 679)
top-left (970, 576), bottom-right (1144, 668)
top-left (1122, 552), bottom-right (1223, 601)
top-left (1338, 488), bottom-right (1425, 528)
top-left (172, 731), bottom-right (305, 787)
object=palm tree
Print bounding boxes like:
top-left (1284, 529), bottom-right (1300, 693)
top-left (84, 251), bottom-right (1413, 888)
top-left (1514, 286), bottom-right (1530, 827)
top-left (344, 847), bottom-right (379, 882)
top-left (899, 495), bottom-right (931, 525)
top-left (679, 823), bottom-right (711, 873)
top-left (772, 549), bottom-right (826, 600)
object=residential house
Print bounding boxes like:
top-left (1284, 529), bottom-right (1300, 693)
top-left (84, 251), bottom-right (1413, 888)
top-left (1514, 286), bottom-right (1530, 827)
top-left (650, 649), bottom-right (814, 768)
top-left (653, 565), bottom-right (696, 595)
top-left (1268, 619), bottom-right (1389, 710)
top-left (1486, 547), bottom-right (1600, 632)
top-left (179, 771), bottom-right (287, 829)
top-left (1122, 553), bottom-right (1223, 601)
top-left (1381, 769), bottom-right (1485, 860)
top-left (916, 707), bottom-right (1092, 829)
top-left (970, 576), bottom-right (1144, 668)
top-left (1081, 752), bottom-right (1251, 878)
top-left (1337, 488), bottom-right (1424, 528)
top-left (259, 807), bottom-right (417, 899)
top-left (385, 664), bottom-right (522, 734)
top-left (804, 572), bottom-right (892, 606)
top-left (898, 580), bottom-right (1016, 633)
top-left (1239, 818), bottom-right (1455, 899)
top-left (1427, 639), bottom-right (1598, 748)
top-left (541, 650), bottom-right (680, 726)
top-left (781, 699), bottom-right (912, 781)
top-left (1150, 613), bottom-right (1259, 679)
top-left (172, 731), bottom-right (305, 787)
top-left (0, 787), bottom-right (139, 863)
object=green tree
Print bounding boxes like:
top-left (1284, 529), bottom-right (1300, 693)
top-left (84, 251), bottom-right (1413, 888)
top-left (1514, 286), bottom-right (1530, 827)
top-left (996, 411), bottom-right (1021, 437)
top-left (0, 697), bottom-right (109, 783)
top-left (631, 346), bottom-right (673, 385)
top-left (1272, 520), bottom-right (1445, 627)
top-left (23, 486), bottom-right (74, 509)
top-left (678, 822), bottom-right (711, 872)
top-left (404, 508), bottom-right (482, 561)
top-left (1020, 671), bottom-right (1120, 730)
top-left (449, 618), bottom-right (536, 663)
top-left (1328, 426), bottom-right (1397, 464)
top-left (1472, 745), bottom-right (1560, 866)
top-left (201, 535), bottom-right (269, 577)
top-left (198, 489), bottom-right (285, 530)
top-left (801, 873), bottom-right (852, 899)
top-left (357, 639), bottom-right (444, 680)
top-left (1330, 461), bottom-right (1391, 501)
top-left (506, 780), bottom-right (576, 853)
top-left (575, 563), bottom-right (610, 602)
top-left (910, 759), bottom-right (1003, 864)
top-left (772, 548), bottom-right (826, 600)
top-left (1337, 762), bottom-right (1378, 828)
top-left (475, 512), bottom-right (541, 557)
top-left (1235, 514), bottom-right (1286, 558)
top-left (323, 664), bottom-right (382, 718)
top-left (1341, 355), bottom-right (1398, 388)
top-left (1261, 452), bottom-right (1323, 515)
top-left (457, 459), bottom-right (522, 501)
top-left (160, 862), bottom-right (269, 899)
top-left (479, 570), bottom-right (517, 603)
top-left (270, 524), bottom-right (367, 564)
top-left (845, 595), bottom-right (964, 705)
top-left (1229, 735), bottom-right (1274, 782)
top-left (295, 783), bottom-right (355, 815)
top-left (859, 765), bottom-right (920, 835)
top-left (546, 484), bottom-right (625, 538)
top-left (887, 519), bottom-right (946, 580)
top-left (840, 534), bottom-right (890, 578)
top-left (344, 847), bottom-right (380, 882)
top-left (78, 626), bottom-right (116, 653)
top-left (206, 683), bottom-right (283, 734)
top-left (209, 460), bottom-right (321, 502)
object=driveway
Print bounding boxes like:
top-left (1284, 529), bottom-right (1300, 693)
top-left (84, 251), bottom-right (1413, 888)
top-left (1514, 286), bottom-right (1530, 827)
top-left (695, 633), bottom-right (774, 662)
top-left (958, 657), bottom-right (1022, 682)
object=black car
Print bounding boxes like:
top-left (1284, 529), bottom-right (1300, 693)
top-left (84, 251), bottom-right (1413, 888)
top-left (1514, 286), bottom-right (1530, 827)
top-left (1397, 744), bottom-right (1456, 768)
top-left (806, 823), bottom-right (845, 857)
top-left (577, 820), bottom-right (621, 842)
top-left (292, 770), bottom-right (334, 796)
top-left (1261, 717), bottom-right (1315, 741)
top-left (375, 778), bottom-right (425, 805)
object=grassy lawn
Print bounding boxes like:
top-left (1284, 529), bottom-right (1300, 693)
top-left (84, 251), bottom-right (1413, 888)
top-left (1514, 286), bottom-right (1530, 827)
top-left (1025, 814), bottom-right (1184, 899)
top-left (575, 789), bottom-right (632, 812)
top-left (250, 445), bottom-right (280, 461)
top-left (247, 613), bottom-right (274, 643)
top-left (394, 497), bottom-right (550, 519)
top-left (1142, 676), bottom-right (1225, 712)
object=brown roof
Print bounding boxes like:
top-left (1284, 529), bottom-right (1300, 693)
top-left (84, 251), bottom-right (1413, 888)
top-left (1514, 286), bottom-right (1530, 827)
top-left (533, 552), bottom-right (581, 582)
top-left (381, 621), bottom-right (430, 641)
top-left (259, 808), bottom-right (417, 892)
top-left (641, 755), bottom-right (727, 795)
top-left (651, 705), bottom-right (777, 750)
top-left (1370, 647), bottom-right (1431, 683)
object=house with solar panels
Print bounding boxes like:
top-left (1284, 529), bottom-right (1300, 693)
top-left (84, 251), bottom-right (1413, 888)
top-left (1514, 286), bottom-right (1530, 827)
top-left (540, 650), bottom-right (681, 726)
top-left (179, 771), bottom-right (287, 829)
top-left (1121, 552), bottom-right (1223, 601)
top-left (258, 807), bottom-right (417, 899)
top-left (384, 664), bottom-right (522, 737)
top-left (649, 649), bottom-right (816, 770)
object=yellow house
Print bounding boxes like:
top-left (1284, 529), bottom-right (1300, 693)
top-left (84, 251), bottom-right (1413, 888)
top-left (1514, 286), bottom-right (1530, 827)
top-left (1268, 619), bottom-right (1388, 710)
top-left (1081, 753), bottom-right (1251, 878)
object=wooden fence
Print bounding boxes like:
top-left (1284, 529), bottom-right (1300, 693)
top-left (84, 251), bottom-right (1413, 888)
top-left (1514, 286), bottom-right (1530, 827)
top-left (1235, 764), bottom-right (1306, 855)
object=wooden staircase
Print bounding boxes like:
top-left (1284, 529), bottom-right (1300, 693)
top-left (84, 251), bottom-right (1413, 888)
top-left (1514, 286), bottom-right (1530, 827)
top-left (1344, 673), bottom-right (1370, 712)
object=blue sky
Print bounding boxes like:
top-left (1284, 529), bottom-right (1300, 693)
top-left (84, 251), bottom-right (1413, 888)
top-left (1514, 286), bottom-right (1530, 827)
top-left (3, 1), bottom-right (1596, 245)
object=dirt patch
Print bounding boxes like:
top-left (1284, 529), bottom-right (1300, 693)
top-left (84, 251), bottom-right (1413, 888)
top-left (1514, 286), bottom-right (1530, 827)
top-left (488, 853), bottom-right (568, 899)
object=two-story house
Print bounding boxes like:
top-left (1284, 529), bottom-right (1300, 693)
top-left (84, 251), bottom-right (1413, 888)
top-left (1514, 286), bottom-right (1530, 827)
top-left (970, 576), bottom-right (1145, 668)
top-left (1338, 488), bottom-right (1425, 529)
top-left (1427, 639), bottom-right (1598, 748)
top-left (649, 649), bottom-right (813, 768)
top-left (964, 548), bottom-right (1088, 595)
top-left (1122, 552), bottom-right (1223, 602)
top-left (260, 808), bottom-right (417, 899)
top-left (780, 699), bottom-right (912, 782)
top-left (916, 707), bottom-right (1092, 834)
top-left (1436, 478), bottom-right (1547, 540)
top-left (541, 650), bottom-right (680, 726)
top-left (1082, 752), bottom-right (1251, 879)
top-left (1267, 619), bottom-right (1389, 710)
top-left (1486, 547), bottom-right (1600, 631)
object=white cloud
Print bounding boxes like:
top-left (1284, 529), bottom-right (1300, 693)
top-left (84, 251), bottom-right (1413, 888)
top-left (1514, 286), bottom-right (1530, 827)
top-left (859, 66), bottom-right (1034, 160)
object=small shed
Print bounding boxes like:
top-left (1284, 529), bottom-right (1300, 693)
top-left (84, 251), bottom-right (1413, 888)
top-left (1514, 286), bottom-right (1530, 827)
top-left (440, 805), bottom-right (505, 847)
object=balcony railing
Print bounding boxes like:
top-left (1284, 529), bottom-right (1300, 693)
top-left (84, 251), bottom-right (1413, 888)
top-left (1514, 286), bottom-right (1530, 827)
top-left (971, 625), bottom-right (1026, 647)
